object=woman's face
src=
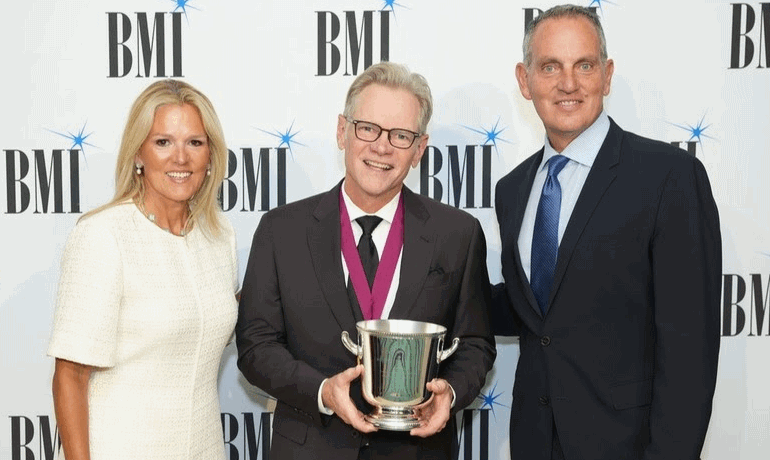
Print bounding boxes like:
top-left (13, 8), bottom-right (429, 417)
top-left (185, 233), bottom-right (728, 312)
top-left (136, 103), bottom-right (210, 211)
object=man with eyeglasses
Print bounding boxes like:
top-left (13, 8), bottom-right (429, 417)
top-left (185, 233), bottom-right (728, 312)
top-left (236, 61), bottom-right (496, 460)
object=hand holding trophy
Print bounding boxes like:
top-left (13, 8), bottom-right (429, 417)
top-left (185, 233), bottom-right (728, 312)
top-left (341, 319), bottom-right (459, 431)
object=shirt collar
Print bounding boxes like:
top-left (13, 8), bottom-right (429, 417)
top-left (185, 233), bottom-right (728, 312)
top-left (542, 111), bottom-right (610, 169)
top-left (341, 181), bottom-right (400, 225)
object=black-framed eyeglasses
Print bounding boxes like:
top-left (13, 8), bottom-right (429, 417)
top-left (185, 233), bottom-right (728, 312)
top-left (345, 117), bottom-right (422, 149)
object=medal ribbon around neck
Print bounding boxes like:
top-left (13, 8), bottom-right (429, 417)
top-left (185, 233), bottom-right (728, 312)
top-left (339, 189), bottom-right (404, 320)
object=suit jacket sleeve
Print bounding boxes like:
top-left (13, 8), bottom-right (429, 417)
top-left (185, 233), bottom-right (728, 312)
top-left (489, 177), bottom-right (524, 337)
top-left (437, 218), bottom-right (497, 413)
top-left (235, 211), bottom-right (327, 426)
top-left (645, 157), bottom-right (721, 460)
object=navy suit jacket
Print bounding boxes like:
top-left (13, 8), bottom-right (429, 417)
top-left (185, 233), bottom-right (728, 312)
top-left (236, 183), bottom-right (496, 460)
top-left (493, 119), bottom-right (721, 460)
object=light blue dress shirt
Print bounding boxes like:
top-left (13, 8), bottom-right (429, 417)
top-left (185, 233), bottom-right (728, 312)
top-left (517, 112), bottom-right (610, 281)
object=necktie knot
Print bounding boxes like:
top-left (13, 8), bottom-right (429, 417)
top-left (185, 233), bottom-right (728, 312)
top-left (356, 216), bottom-right (382, 238)
top-left (547, 155), bottom-right (569, 179)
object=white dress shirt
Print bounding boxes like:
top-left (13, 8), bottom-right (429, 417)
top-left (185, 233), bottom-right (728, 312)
top-left (340, 184), bottom-right (403, 320)
top-left (319, 184), bottom-right (404, 414)
top-left (517, 111), bottom-right (610, 281)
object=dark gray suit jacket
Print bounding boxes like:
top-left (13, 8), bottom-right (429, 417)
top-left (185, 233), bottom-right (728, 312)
top-left (237, 182), bottom-right (496, 460)
top-left (493, 119), bottom-right (721, 460)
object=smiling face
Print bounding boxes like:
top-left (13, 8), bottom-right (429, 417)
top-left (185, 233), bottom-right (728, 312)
top-left (337, 83), bottom-right (428, 213)
top-left (516, 15), bottom-right (614, 152)
top-left (136, 103), bottom-right (210, 213)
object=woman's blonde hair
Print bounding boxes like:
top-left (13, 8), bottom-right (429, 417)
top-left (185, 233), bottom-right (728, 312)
top-left (84, 79), bottom-right (228, 237)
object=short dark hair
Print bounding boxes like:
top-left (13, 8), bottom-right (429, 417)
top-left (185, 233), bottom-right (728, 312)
top-left (522, 4), bottom-right (608, 67)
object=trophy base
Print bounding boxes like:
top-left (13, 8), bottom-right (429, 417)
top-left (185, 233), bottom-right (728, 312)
top-left (365, 408), bottom-right (420, 431)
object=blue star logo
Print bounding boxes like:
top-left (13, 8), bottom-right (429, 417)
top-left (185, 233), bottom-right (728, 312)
top-left (668, 114), bottom-right (717, 155)
top-left (257, 121), bottom-right (306, 159)
top-left (46, 122), bottom-right (97, 166)
top-left (381, 0), bottom-right (409, 15)
top-left (169, 0), bottom-right (200, 22)
top-left (588, 0), bottom-right (618, 14)
top-left (476, 381), bottom-right (508, 419)
top-left (461, 118), bottom-right (512, 155)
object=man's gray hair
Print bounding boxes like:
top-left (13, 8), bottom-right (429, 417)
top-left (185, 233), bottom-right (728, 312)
top-left (522, 4), bottom-right (608, 67)
top-left (343, 62), bottom-right (433, 134)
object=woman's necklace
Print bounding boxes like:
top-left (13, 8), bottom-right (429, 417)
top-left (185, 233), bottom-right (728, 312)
top-left (137, 200), bottom-right (190, 236)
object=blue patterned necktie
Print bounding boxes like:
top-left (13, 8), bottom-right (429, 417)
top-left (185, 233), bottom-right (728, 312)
top-left (531, 155), bottom-right (570, 315)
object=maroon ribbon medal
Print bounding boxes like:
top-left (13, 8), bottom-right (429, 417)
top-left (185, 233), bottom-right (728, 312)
top-left (339, 190), bottom-right (404, 320)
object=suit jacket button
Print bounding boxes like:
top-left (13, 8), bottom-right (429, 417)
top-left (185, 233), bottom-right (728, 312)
top-left (540, 336), bottom-right (551, 346)
top-left (539, 396), bottom-right (550, 406)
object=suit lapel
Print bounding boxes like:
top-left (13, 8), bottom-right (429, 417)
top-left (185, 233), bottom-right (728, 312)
top-left (308, 182), bottom-right (363, 332)
top-left (503, 150), bottom-right (545, 318)
top-left (548, 120), bottom-right (623, 309)
top-left (389, 187), bottom-right (433, 319)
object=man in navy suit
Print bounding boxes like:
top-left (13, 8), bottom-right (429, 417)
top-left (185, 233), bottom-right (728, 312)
top-left (493, 5), bottom-right (722, 460)
top-left (236, 62), bottom-right (495, 460)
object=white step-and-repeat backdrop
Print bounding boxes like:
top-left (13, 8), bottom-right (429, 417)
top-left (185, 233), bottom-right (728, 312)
top-left (1, 1), bottom-right (768, 459)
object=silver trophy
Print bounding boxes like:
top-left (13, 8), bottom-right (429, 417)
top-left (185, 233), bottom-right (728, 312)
top-left (341, 319), bottom-right (459, 431)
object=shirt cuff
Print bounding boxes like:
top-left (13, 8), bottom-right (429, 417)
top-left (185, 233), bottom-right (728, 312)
top-left (318, 378), bottom-right (334, 415)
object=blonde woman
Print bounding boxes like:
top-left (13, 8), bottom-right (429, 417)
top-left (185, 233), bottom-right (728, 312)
top-left (49, 80), bottom-right (237, 460)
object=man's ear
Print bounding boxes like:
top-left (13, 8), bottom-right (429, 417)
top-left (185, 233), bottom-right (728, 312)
top-left (602, 59), bottom-right (614, 96)
top-left (515, 63), bottom-right (533, 101)
top-left (336, 114), bottom-right (347, 150)
top-left (411, 134), bottom-right (429, 168)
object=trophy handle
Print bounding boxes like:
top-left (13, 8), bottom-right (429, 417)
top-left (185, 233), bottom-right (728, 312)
top-left (341, 331), bottom-right (362, 357)
top-left (437, 337), bottom-right (460, 363)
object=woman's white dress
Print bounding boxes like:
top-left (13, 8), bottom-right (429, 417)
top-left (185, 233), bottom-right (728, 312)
top-left (48, 202), bottom-right (238, 459)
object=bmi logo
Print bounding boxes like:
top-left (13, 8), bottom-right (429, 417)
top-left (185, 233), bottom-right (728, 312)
top-left (220, 123), bottom-right (303, 212)
top-left (420, 145), bottom-right (492, 209)
top-left (9, 415), bottom-right (60, 460)
top-left (106, 1), bottom-right (200, 78)
top-left (316, 2), bottom-right (393, 76)
top-left (722, 271), bottom-right (770, 337)
top-left (9, 412), bottom-right (272, 460)
top-left (221, 412), bottom-right (272, 460)
top-left (11, 408), bottom-right (499, 458)
top-left (220, 409), bottom-right (495, 460)
top-left (419, 121), bottom-right (512, 209)
top-left (729, 3), bottom-right (770, 69)
top-left (3, 124), bottom-right (89, 214)
top-left (523, 5), bottom-right (600, 28)
top-left (452, 409), bottom-right (494, 460)
top-left (220, 147), bottom-right (287, 212)
top-left (667, 114), bottom-right (715, 158)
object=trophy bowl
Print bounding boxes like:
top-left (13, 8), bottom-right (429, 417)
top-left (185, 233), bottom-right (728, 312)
top-left (341, 319), bottom-right (459, 431)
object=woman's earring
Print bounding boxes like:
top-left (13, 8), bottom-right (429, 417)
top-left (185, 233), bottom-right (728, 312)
top-left (135, 164), bottom-right (142, 175)
top-left (206, 166), bottom-right (211, 176)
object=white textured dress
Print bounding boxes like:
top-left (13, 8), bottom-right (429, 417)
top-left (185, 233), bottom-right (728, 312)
top-left (48, 202), bottom-right (238, 460)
